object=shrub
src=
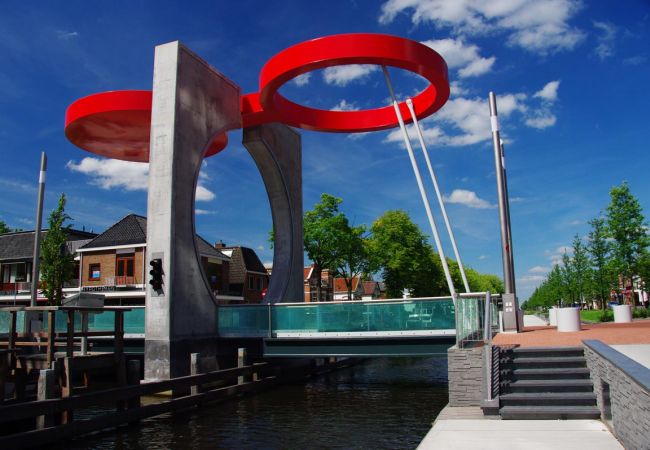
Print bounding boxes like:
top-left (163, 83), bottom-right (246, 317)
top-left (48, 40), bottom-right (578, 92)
top-left (633, 307), bottom-right (648, 319)
top-left (599, 309), bottom-right (614, 322)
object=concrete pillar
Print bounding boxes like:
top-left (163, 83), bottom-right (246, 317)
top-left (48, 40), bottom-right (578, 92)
top-left (145, 41), bottom-right (241, 380)
top-left (243, 124), bottom-right (303, 303)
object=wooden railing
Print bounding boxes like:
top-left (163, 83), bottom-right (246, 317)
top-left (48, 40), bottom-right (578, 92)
top-left (0, 353), bottom-right (273, 448)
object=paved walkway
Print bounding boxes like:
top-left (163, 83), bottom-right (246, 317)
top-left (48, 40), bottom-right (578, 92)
top-left (493, 319), bottom-right (650, 347)
top-left (418, 407), bottom-right (622, 450)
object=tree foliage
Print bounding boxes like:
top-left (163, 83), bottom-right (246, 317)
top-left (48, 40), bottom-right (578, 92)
top-left (0, 220), bottom-right (10, 234)
top-left (587, 217), bottom-right (613, 309)
top-left (334, 223), bottom-right (370, 300)
top-left (40, 194), bottom-right (75, 306)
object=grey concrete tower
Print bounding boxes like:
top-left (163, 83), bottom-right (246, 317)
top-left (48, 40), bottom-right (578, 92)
top-left (144, 41), bottom-right (241, 380)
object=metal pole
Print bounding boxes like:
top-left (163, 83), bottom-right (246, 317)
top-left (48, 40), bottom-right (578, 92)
top-left (31, 152), bottom-right (47, 307)
top-left (405, 98), bottom-right (470, 293)
top-left (489, 92), bottom-right (519, 331)
top-left (500, 139), bottom-right (516, 294)
top-left (381, 67), bottom-right (456, 298)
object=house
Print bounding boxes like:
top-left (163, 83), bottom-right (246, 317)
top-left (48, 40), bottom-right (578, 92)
top-left (215, 241), bottom-right (269, 303)
top-left (333, 276), bottom-right (364, 300)
top-left (0, 228), bottom-right (96, 303)
top-left (303, 264), bottom-right (334, 302)
top-left (77, 214), bottom-right (235, 304)
top-left (361, 281), bottom-right (381, 300)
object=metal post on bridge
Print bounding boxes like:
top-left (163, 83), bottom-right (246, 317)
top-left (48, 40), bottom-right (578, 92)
top-left (489, 92), bottom-right (520, 332)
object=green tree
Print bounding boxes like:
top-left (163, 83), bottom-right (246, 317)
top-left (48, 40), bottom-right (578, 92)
top-left (606, 182), bottom-right (649, 305)
top-left (40, 194), bottom-right (75, 305)
top-left (368, 210), bottom-right (443, 298)
top-left (587, 217), bottom-right (613, 310)
top-left (334, 223), bottom-right (370, 300)
top-left (0, 220), bottom-right (10, 234)
top-left (570, 234), bottom-right (592, 307)
top-left (303, 194), bottom-right (348, 301)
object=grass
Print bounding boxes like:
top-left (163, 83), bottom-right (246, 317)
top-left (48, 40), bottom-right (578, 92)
top-left (580, 310), bottom-right (605, 323)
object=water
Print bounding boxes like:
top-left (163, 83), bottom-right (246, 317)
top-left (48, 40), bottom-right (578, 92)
top-left (70, 357), bottom-right (449, 450)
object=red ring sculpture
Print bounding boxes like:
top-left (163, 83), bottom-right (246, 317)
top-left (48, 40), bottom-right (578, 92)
top-left (64, 33), bottom-right (449, 161)
top-left (257, 33), bottom-right (449, 133)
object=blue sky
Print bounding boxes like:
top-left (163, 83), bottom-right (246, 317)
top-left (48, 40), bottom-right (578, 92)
top-left (1, 1), bottom-right (649, 300)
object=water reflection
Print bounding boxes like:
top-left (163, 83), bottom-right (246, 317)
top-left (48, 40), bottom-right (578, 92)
top-left (71, 357), bottom-right (448, 450)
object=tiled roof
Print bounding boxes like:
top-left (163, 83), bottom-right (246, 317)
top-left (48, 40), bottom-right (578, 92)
top-left (333, 276), bottom-right (361, 293)
top-left (79, 214), bottom-right (228, 259)
top-left (362, 281), bottom-right (379, 295)
top-left (0, 229), bottom-right (97, 262)
top-left (222, 246), bottom-right (268, 283)
top-left (80, 214), bottom-right (147, 249)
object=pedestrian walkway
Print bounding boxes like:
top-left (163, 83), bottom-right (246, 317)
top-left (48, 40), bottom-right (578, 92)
top-left (418, 406), bottom-right (622, 449)
top-left (493, 320), bottom-right (650, 347)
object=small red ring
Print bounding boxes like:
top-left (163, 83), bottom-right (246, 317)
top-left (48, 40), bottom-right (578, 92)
top-left (258, 33), bottom-right (449, 133)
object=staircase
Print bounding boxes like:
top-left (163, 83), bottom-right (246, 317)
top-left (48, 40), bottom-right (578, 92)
top-left (499, 346), bottom-right (601, 420)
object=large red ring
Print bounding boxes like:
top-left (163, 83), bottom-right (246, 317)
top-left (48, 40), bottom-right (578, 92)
top-left (65, 90), bottom-right (227, 163)
top-left (258, 33), bottom-right (449, 133)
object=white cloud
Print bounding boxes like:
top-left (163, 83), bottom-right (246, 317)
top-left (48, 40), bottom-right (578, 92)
top-left (379, 0), bottom-right (584, 54)
top-left (593, 21), bottom-right (616, 60)
top-left (623, 55), bottom-right (647, 66)
top-left (443, 189), bottom-right (495, 209)
top-left (330, 99), bottom-right (360, 111)
top-left (569, 219), bottom-right (583, 225)
top-left (529, 265), bottom-right (550, 274)
top-left (66, 157), bottom-right (216, 202)
top-left (533, 81), bottom-right (560, 102)
top-left (257, 245), bottom-right (265, 251)
top-left (450, 81), bottom-right (470, 97)
top-left (56, 30), bottom-right (79, 40)
top-left (195, 209), bottom-right (216, 215)
top-left (525, 114), bottom-right (557, 129)
top-left (478, 255), bottom-right (488, 260)
top-left (422, 38), bottom-right (495, 78)
top-left (292, 72), bottom-right (311, 87)
top-left (544, 245), bottom-right (572, 265)
top-left (518, 274), bottom-right (547, 284)
top-left (323, 64), bottom-right (379, 87)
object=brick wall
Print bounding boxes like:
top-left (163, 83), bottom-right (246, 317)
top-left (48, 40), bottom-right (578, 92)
top-left (447, 345), bottom-right (484, 406)
top-left (81, 250), bottom-right (116, 287)
top-left (584, 340), bottom-right (650, 450)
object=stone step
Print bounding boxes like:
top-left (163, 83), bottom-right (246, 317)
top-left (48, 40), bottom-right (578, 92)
top-left (500, 392), bottom-right (597, 406)
top-left (507, 346), bottom-right (585, 359)
top-left (502, 356), bottom-right (587, 369)
top-left (500, 405), bottom-right (601, 420)
top-left (510, 367), bottom-right (591, 380)
top-left (506, 379), bottom-right (594, 393)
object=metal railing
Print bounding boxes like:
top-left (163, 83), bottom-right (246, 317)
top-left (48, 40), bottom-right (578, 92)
top-left (455, 292), bottom-right (499, 348)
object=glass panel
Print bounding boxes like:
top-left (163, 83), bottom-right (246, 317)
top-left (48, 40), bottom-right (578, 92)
top-left (126, 259), bottom-right (134, 277)
top-left (42, 311), bottom-right (83, 332)
top-left (117, 260), bottom-right (125, 277)
top-left (0, 311), bottom-right (26, 334)
top-left (218, 305), bottom-right (269, 337)
top-left (273, 298), bottom-right (455, 334)
top-left (87, 308), bottom-right (145, 334)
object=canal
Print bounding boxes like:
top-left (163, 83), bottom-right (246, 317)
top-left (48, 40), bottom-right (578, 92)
top-left (71, 357), bottom-right (449, 449)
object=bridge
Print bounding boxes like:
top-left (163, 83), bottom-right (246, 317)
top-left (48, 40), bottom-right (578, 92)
top-left (1, 293), bottom-right (497, 358)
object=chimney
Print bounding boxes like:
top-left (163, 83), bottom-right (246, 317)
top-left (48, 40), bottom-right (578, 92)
top-left (214, 240), bottom-right (226, 249)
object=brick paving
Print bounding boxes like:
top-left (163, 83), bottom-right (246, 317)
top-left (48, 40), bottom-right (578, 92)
top-left (492, 319), bottom-right (650, 347)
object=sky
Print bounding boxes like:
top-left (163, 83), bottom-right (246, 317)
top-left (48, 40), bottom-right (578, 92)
top-left (1, 0), bottom-right (649, 300)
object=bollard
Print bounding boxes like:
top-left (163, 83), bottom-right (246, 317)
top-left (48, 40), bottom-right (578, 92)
top-left (191, 353), bottom-right (202, 395)
top-left (237, 348), bottom-right (246, 385)
top-left (36, 369), bottom-right (56, 429)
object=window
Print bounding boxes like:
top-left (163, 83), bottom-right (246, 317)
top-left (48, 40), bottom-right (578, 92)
top-left (116, 255), bottom-right (135, 277)
top-left (89, 264), bottom-right (101, 281)
top-left (248, 276), bottom-right (255, 290)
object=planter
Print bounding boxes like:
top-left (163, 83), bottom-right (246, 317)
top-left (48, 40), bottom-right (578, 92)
top-left (556, 307), bottom-right (581, 332)
top-left (612, 304), bottom-right (632, 323)
top-left (549, 307), bottom-right (557, 326)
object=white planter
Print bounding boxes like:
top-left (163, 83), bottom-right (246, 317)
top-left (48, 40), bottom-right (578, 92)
top-left (612, 304), bottom-right (632, 323)
top-left (549, 307), bottom-right (557, 326)
top-left (556, 307), bottom-right (581, 332)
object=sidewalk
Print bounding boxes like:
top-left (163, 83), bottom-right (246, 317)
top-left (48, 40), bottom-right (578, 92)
top-left (417, 406), bottom-right (622, 450)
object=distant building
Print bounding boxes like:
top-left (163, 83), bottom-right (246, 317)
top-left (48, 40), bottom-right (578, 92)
top-left (303, 264), bottom-right (334, 302)
top-left (215, 241), bottom-right (269, 303)
top-left (333, 276), bottom-right (364, 300)
top-left (0, 228), bottom-right (96, 303)
top-left (361, 281), bottom-right (381, 300)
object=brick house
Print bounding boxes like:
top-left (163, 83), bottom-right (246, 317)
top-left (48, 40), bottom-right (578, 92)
top-left (214, 241), bottom-right (269, 303)
top-left (78, 214), bottom-right (234, 304)
top-left (0, 228), bottom-right (96, 303)
top-left (303, 264), bottom-right (334, 302)
top-left (333, 276), bottom-right (364, 300)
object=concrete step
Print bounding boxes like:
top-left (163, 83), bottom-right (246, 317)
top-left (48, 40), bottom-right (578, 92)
top-left (507, 346), bottom-right (585, 359)
top-left (500, 392), bottom-right (597, 406)
top-left (502, 356), bottom-right (587, 369)
top-left (500, 405), bottom-right (601, 420)
top-left (510, 367), bottom-right (591, 380)
top-left (506, 379), bottom-right (594, 393)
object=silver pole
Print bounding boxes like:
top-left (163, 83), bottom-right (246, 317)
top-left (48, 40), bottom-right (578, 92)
top-left (381, 66), bottom-right (456, 297)
top-left (405, 98), bottom-right (471, 293)
top-left (489, 92), bottom-right (519, 331)
top-left (500, 139), bottom-right (516, 293)
top-left (31, 152), bottom-right (47, 307)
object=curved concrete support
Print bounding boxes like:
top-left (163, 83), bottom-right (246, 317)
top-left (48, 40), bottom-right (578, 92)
top-left (145, 41), bottom-right (241, 380)
top-left (243, 124), bottom-right (303, 303)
